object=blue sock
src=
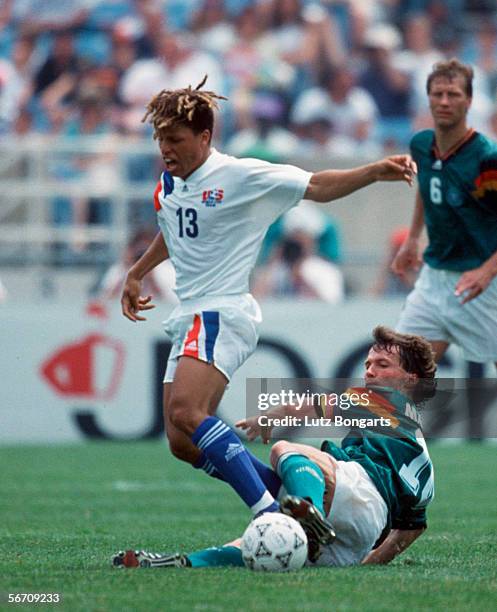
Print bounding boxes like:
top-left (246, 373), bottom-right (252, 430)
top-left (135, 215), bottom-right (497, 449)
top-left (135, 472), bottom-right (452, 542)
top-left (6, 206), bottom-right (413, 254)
top-left (187, 545), bottom-right (244, 568)
top-left (277, 453), bottom-right (325, 515)
top-left (245, 451), bottom-right (282, 498)
top-left (191, 416), bottom-right (279, 515)
top-left (193, 452), bottom-right (225, 481)
top-left (194, 449), bottom-right (282, 498)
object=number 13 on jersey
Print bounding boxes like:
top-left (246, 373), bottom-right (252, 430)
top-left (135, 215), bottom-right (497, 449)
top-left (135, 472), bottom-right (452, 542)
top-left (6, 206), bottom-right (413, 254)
top-left (176, 207), bottom-right (199, 238)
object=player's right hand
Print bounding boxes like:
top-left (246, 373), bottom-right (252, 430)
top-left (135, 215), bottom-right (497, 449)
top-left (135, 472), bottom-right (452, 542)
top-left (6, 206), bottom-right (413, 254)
top-left (391, 238), bottom-right (422, 279)
top-left (236, 416), bottom-right (273, 444)
top-left (121, 276), bottom-right (155, 322)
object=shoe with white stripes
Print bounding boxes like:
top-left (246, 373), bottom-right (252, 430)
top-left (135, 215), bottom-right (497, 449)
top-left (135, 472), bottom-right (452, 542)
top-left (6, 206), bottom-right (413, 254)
top-left (112, 550), bottom-right (191, 569)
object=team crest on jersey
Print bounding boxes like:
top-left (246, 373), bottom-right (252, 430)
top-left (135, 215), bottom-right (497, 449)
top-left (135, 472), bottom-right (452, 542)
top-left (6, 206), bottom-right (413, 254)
top-left (447, 188), bottom-right (463, 207)
top-left (202, 189), bottom-right (224, 207)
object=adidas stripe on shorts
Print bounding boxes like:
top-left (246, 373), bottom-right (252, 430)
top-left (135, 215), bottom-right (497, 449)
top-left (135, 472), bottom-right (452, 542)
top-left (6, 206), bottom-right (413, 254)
top-left (162, 293), bottom-right (262, 382)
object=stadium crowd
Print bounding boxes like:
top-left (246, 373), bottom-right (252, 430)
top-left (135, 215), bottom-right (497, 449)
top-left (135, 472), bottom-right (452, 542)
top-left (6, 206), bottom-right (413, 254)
top-left (1, 0), bottom-right (496, 148)
top-left (1, 0), bottom-right (496, 295)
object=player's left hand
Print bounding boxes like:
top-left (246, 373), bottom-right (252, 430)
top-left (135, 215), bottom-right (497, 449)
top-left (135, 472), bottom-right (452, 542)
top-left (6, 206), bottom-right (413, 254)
top-left (455, 265), bottom-right (494, 304)
top-left (236, 416), bottom-right (273, 444)
top-left (121, 275), bottom-right (156, 321)
top-left (374, 155), bottom-right (417, 186)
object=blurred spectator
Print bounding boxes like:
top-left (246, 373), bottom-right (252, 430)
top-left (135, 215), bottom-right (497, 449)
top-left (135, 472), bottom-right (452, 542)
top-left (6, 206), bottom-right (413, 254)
top-left (223, 4), bottom-right (265, 91)
top-left (394, 13), bottom-right (444, 115)
top-left (190, 0), bottom-right (236, 56)
top-left (50, 86), bottom-right (118, 264)
top-left (291, 63), bottom-right (379, 152)
top-left (223, 3), bottom-right (297, 140)
top-left (0, 36), bottom-right (34, 133)
top-left (95, 229), bottom-right (177, 303)
top-left (259, 201), bottom-right (342, 266)
top-left (371, 226), bottom-right (417, 297)
top-left (226, 89), bottom-right (299, 159)
top-left (461, 21), bottom-right (497, 96)
top-left (258, 0), bottom-right (344, 94)
top-left (12, 0), bottom-right (89, 37)
top-left (386, 1), bottom-right (465, 45)
top-left (344, 0), bottom-right (377, 58)
top-left (252, 229), bottom-right (344, 303)
top-left (119, 31), bottom-right (224, 132)
top-left (12, 106), bottom-right (34, 136)
top-left (360, 24), bottom-right (412, 149)
top-left (34, 30), bottom-right (87, 111)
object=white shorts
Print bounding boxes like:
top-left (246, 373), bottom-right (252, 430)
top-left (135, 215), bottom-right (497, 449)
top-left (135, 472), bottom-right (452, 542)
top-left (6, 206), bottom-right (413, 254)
top-left (162, 293), bottom-right (262, 383)
top-left (310, 460), bottom-right (388, 567)
top-left (397, 265), bottom-right (497, 362)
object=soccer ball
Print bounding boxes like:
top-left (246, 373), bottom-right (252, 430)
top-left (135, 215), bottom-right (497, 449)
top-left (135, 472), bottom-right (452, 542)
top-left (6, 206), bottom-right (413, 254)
top-left (241, 512), bottom-right (308, 572)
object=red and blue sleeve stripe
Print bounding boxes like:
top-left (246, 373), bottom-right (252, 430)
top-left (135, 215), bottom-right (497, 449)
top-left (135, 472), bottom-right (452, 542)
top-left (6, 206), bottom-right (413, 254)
top-left (153, 171), bottom-right (175, 212)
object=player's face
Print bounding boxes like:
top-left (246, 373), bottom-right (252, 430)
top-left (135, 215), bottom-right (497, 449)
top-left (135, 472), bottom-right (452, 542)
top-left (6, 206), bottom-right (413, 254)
top-left (364, 346), bottom-right (413, 390)
top-left (428, 76), bottom-right (471, 130)
top-left (157, 125), bottom-right (211, 180)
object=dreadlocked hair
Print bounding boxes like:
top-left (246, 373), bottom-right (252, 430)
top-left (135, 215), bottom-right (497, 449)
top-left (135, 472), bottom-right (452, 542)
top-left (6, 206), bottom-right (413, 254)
top-left (372, 326), bottom-right (437, 404)
top-left (142, 75), bottom-right (227, 139)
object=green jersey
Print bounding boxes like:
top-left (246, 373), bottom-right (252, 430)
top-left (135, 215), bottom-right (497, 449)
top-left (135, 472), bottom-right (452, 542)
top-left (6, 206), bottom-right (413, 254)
top-left (411, 129), bottom-right (497, 271)
top-left (322, 386), bottom-right (434, 530)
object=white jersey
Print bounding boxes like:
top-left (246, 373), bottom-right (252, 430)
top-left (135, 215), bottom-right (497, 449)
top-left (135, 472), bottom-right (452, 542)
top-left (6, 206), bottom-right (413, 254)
top-left (154, 149), bottom-right (311, 301)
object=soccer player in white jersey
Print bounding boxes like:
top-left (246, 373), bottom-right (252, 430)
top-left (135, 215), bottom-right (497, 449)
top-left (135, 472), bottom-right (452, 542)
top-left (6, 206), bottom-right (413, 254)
top-left (120, 77), bottom-right (417, 517)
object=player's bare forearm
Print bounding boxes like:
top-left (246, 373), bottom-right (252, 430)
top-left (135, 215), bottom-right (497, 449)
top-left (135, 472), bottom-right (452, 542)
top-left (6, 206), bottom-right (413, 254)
top-left (305, 156), bottom-right (416, 203)
top-left (127, 232), bottom-right (169, 281)
top-left (391, 190), bottom-right (424, 277)
top-left (408, 191), bottom-right (425, 240)
top-left (361, 528), bottom-right (425, 565)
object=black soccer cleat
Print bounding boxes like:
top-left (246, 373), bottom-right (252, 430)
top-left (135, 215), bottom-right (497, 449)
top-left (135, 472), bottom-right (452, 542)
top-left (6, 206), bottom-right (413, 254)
top-left (112, 550), bottom-right (191, 569)
top-left (280, 495), bottom-right (336, 562)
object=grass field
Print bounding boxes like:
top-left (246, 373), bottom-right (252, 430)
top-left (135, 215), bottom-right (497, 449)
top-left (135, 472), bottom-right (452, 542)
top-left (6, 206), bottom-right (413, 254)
top-left (0, 441), bottom-right (496, 611)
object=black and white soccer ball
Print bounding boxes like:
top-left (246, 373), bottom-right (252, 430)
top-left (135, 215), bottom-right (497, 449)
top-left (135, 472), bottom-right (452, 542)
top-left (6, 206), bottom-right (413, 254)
top-left (241, 512), bottom-right (308, 572)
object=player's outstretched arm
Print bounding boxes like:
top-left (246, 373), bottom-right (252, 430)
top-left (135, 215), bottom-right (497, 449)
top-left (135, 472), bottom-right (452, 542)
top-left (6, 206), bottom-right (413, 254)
top-left (304, 155), bottom-right (417, 203)
top-left (391, 189), bottom-right (424, 279)
top-left (121, 232), bottom-right (169, 322)
top-left (361, 527), bottom-right (425, 565)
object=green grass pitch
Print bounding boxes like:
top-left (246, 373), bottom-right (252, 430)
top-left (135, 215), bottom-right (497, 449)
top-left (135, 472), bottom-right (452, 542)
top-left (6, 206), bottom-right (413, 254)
top-left (0, 442), bottom-right (496, 611)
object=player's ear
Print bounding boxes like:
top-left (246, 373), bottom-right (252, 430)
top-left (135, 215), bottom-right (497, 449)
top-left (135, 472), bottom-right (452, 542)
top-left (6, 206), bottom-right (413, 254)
top-left (201, 129), bottom-right (211, 145)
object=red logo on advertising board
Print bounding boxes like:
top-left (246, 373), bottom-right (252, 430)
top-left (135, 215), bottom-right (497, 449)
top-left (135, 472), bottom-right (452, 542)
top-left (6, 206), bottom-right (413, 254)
top-left (40, 333), bottom-right (125, 400)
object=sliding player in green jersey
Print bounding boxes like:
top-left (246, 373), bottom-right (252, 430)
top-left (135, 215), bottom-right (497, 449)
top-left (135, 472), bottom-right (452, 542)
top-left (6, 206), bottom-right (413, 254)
top-left (113, 326), bottom-right (436, 568)
top-left (392, 59), bottom-right (497, 366)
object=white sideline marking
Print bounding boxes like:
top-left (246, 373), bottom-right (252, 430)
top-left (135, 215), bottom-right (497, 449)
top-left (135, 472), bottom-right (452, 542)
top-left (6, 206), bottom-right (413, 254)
top-left (111, 480), bottom-right (204, 492)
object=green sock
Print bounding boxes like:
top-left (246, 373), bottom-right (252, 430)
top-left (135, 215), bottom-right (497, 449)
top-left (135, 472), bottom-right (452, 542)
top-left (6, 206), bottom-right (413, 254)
top-left (277, 454), bottom-right (325, 515)
top-left (187, 545), bottom-right (244, 568)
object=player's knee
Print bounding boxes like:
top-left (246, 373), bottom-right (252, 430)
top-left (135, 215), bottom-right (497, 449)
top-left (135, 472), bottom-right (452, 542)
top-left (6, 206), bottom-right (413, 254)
top-left (168, 393), bottom-right (204, 435)
top-left (270, 440), bottom-right (296, 469)
top-left (167, 434), bottom-right (197, 464)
